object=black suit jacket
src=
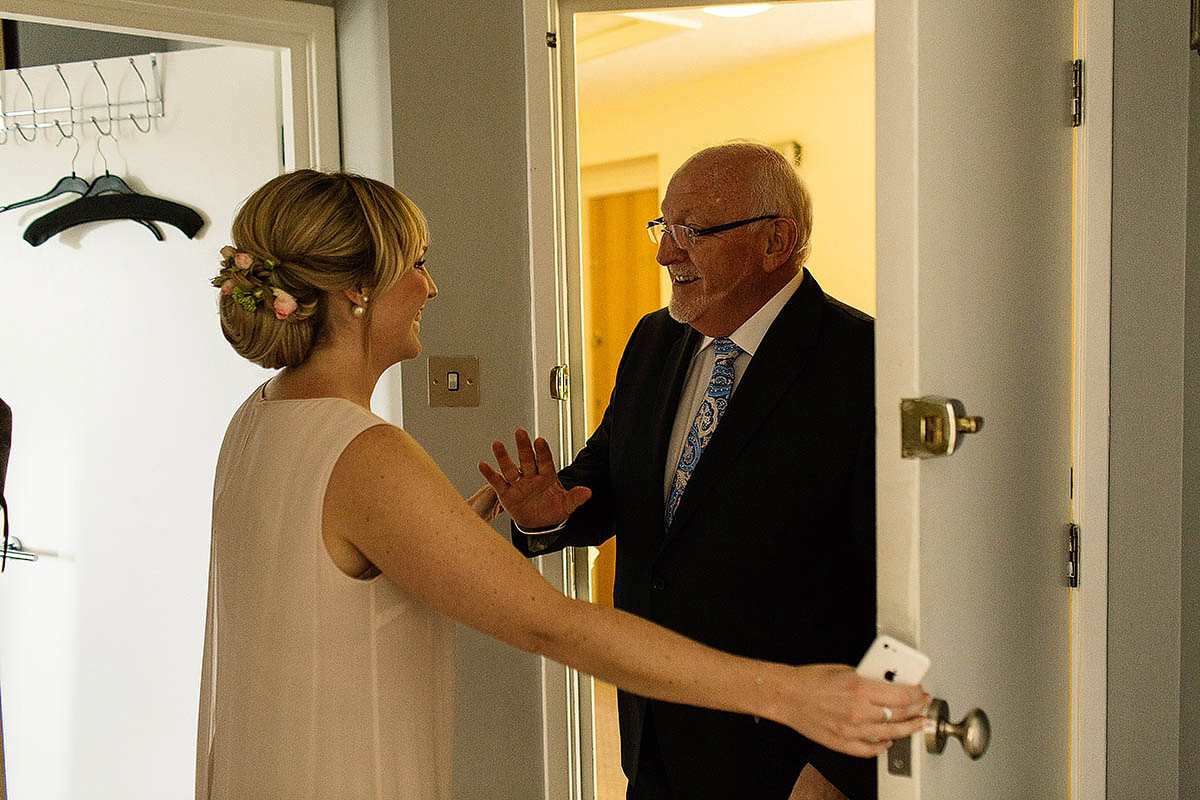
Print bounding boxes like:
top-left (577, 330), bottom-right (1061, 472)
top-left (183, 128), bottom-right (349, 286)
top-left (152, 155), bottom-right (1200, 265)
top-left (515, 270), bottom-right (876, 798)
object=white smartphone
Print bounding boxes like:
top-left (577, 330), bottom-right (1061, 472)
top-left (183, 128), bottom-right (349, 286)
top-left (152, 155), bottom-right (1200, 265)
top-left (855, 635), bottom-right (930, 685)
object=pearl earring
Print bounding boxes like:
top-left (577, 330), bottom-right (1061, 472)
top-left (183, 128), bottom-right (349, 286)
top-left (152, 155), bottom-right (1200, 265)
top-left (352, 293), bottom-right (369, 318)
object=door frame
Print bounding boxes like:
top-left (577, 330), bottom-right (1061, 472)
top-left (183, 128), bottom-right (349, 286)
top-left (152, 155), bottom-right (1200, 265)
top-left (1069, 2), bottom-right (1112, 798)
top-left (523, 2), bottom-right (591, 795)
top-left (524, 1), bottom-right (1113, 798)
top-left (0, 0), bottom-right (339, 172)
top-left (0, 2), bottom-right (336, 796)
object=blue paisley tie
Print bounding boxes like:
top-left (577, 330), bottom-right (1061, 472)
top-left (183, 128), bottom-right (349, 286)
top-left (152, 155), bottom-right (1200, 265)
top-left (665, 337), bottom-right (742, 526)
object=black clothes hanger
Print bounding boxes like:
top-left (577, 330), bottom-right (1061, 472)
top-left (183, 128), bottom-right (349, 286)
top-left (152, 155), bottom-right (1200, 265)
top-left (0, 173), bottom-right (90, 213)
top-left (15, 170), bottom-right (173, 245)
top-left (20, 118), bottom-right (205, 246)
top-left (22, 132), bottom-right (202, 247)
top-left (0, 129), bottom-right (91, 212)
top-left (82, 170), bottom-right (138, 198)
top-left (2, 128), bottom-right (166, 241)
top-left (23, 191), bottom-right (200, 247)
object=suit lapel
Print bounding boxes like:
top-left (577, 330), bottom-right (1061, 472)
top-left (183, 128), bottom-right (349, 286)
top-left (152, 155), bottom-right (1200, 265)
top-left (645, 324), bottom-right (702, 530)
top-left (662, 270), bottom-right (825, 540)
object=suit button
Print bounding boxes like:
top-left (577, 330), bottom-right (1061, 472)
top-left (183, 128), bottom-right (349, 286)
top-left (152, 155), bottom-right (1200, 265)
top-left (651, 577), bottom-right (665, 591)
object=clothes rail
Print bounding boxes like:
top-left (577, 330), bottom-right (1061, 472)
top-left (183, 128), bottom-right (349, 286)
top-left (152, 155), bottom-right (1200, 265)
top-left (0, 54), bottom-right (163, 144)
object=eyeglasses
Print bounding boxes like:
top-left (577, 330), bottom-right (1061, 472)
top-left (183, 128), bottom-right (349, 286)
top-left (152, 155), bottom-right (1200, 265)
top-left (646, 215), bottom-right (779, 250)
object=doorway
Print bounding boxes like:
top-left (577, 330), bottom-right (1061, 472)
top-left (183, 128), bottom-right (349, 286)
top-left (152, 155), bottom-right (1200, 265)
top-left (523, 0), bottom-right (1113, 793)
top-left (0, 5), bottom-right (335, 798)
top-left (0, 42), bottom-right (280, 800)
top-left (563, 3), bottom-right (875, 796)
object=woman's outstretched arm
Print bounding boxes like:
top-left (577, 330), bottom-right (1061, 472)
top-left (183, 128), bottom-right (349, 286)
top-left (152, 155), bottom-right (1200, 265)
top-left (323, 424), bottom-right (928, 757)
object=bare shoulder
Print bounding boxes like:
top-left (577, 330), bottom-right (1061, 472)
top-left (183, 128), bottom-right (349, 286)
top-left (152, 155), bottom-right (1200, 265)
top-left (328, 422), bottom-right (448, 506)
top-left (320, 423), bottom-right (451, 578)
top-left (345, 420), bottom-right (422, 454)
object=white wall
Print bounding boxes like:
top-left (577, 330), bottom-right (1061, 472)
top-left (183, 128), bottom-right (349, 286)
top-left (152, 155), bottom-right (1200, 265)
top-left (0, 46), bottom-right (279, 799)
top-left (380, 2), bottom-right (547, 798)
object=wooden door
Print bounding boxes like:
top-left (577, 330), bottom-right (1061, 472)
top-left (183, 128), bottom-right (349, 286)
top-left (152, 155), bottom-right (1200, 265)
top-left (583, 186), bottom-right (661, 800)
top-left (875, 0), bottom-right (1074, 796)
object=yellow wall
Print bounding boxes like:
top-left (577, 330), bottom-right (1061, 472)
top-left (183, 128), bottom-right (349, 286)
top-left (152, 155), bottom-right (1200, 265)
top-left (578, 34), bottom-right (876, 315)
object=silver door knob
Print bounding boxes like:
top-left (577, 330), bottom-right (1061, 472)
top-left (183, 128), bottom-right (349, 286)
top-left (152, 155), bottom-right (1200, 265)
top-left (925, 698), bottom-right (990, 759)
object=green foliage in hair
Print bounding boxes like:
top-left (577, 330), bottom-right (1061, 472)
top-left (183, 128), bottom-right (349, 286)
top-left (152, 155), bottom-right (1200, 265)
top-left (231, 286), bottom-right (263, 312)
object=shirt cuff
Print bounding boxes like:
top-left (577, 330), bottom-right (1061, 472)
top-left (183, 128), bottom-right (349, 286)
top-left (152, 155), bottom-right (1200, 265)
top-left (514, 518), bottom-right (568, 535)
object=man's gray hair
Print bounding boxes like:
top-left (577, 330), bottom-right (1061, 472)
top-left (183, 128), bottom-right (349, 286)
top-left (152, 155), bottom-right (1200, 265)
top-left (685, 140), bottom-right (813, 266)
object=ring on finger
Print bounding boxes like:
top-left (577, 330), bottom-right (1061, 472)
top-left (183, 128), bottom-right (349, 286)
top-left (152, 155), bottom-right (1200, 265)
top-left (881, 706), bottom-right (893, 723)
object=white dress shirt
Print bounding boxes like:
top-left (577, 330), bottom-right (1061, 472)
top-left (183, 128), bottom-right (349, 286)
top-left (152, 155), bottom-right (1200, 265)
top-left (662, 270), bottom-right (805, 502)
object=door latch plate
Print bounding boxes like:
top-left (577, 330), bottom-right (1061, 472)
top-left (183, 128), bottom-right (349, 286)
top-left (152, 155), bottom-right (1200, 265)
top-left (900, 396), bottom-right (984, 459)
top-left (886, 734), bottom-right (913, 777)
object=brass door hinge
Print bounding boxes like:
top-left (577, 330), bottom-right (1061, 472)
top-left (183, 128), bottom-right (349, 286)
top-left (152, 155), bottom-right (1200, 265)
top-left (1067, 523), bottom-right (1080, 588)
top-left (1071, 59), bottom-right (1083, 127)
top-left (550, 364), bottom-right (569, 400)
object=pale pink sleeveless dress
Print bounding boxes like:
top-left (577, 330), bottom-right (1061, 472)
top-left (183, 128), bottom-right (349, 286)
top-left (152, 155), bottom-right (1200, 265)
top-left (196, 386), bottom-right (454, 799)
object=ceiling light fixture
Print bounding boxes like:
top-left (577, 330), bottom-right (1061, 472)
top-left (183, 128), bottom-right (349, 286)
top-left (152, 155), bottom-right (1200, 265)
top-left (619, 11), bottom-right (705, 29)
top-left (701, 4), bottom-right (772, 17)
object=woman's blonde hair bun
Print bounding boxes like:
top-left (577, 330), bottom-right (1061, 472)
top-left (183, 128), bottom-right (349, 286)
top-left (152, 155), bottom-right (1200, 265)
top-left (213, 170), bottom-right (427, 369)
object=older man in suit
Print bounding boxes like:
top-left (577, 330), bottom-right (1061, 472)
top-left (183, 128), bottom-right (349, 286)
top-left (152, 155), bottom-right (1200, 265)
top-left (483, 142), bottom-right (876, 799)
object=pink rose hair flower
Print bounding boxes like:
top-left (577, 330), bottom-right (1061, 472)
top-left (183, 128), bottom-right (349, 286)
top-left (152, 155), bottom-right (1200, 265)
top-left (233, 252), bottom-right (253, 270)
top-left (271, 288), bottom-right (298, 320)
top-left (220, 280), bottom-right (233, 295)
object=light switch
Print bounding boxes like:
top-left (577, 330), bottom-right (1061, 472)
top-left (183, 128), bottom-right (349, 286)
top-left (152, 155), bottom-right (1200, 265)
top-left (428, 356), bottom-right (479, 407)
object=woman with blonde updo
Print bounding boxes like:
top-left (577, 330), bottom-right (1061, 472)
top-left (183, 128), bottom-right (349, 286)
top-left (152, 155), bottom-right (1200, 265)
top-left (197, 170), bottom-right (928, 799)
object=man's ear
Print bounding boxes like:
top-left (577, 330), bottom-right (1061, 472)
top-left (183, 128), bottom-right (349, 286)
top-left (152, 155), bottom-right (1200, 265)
top-left (762, 217), bottom-right (799, 273)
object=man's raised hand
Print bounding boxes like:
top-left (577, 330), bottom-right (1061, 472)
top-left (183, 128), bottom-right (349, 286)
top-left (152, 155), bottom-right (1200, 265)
top-left (478, 429), bottom-right (592, 530)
